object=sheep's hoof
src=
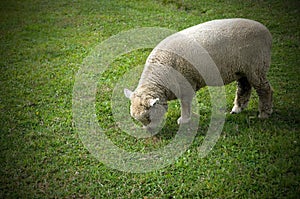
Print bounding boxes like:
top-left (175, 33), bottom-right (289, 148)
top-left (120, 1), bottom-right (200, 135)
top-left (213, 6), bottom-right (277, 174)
top-left (230, 106), bottom-right (242, 114)
top-left (177, 117), bottom-right (191, 125)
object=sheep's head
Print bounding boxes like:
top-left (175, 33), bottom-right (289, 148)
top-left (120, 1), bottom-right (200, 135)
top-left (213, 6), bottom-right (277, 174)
top-left (124, 88), bottom-right (167, 131)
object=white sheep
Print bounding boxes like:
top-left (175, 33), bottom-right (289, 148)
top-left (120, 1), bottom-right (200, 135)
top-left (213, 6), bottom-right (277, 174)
top-left (124, 18), bottom-right (273, 131)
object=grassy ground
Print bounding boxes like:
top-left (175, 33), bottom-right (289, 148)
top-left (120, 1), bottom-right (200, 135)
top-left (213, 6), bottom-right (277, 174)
top-left (1, 0), bottom-right (299, 198)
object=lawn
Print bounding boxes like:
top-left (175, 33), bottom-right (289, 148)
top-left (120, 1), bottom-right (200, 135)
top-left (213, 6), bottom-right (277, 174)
top-left (0, 0), bottom-right (299, 198)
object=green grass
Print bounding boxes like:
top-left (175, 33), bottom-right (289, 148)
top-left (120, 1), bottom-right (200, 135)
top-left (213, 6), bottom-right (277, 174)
top-left (1, 0), bottom-right (299, 198)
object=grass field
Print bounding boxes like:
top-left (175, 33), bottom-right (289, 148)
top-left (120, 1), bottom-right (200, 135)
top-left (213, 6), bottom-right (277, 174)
top-left (1, 0), bottom-right (299, 198)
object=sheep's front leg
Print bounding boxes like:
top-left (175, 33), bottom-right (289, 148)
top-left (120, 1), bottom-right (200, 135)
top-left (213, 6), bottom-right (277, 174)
top-left (177, 99), bottom-right (192, 124)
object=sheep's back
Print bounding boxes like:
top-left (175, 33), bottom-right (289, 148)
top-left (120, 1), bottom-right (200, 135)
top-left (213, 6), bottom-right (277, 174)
top-left (180, 18), bottom-right (272, 84)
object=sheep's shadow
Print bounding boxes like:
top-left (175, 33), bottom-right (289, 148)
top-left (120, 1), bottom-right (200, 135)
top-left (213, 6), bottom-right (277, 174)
top-left (153, 105), bottom-right (299, 141)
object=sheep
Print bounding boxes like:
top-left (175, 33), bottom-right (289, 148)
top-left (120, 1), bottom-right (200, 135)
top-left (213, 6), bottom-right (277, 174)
top-left (124, 18), bottom-right (273, 131)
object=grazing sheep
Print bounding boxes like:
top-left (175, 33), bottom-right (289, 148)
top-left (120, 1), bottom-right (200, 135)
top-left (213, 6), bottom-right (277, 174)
top-left (124, 18), bottom-right (273, 131)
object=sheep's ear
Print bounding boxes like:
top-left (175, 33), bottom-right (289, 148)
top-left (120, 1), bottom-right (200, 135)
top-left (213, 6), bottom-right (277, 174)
top-left (124, 88), bottom-right (133, 99)
top-left (149, 98), bottom-right (159, 107)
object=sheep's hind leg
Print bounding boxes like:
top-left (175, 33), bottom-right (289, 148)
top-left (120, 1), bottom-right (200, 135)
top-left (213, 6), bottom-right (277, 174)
top-left (230, 77), bottom-right (252, 114)
top-left (253, 80), bottom-right (273, 119)
top-left (177, 99), bottom-right (192, 124)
